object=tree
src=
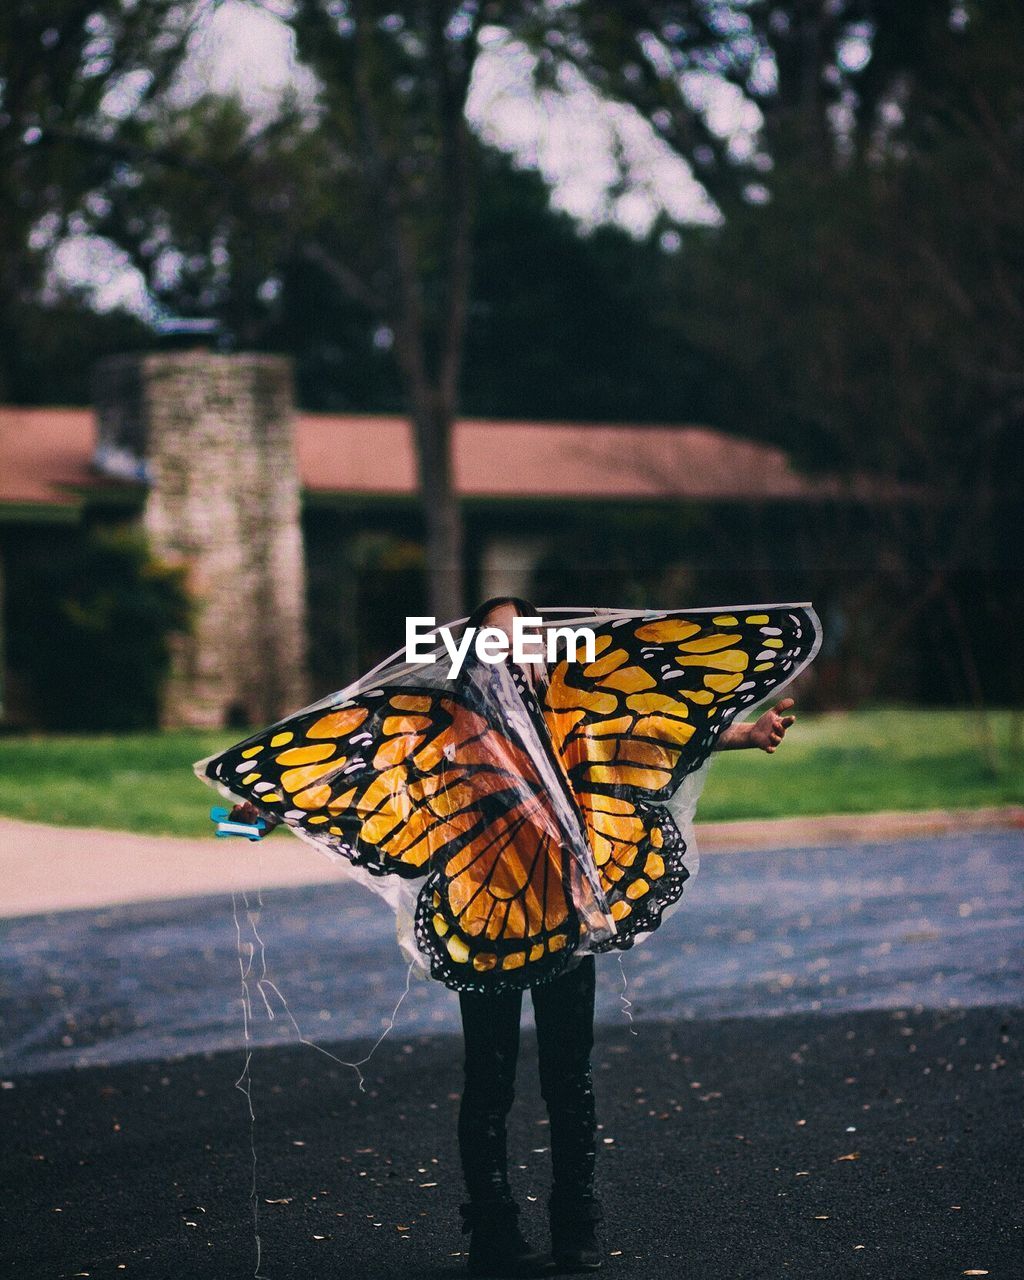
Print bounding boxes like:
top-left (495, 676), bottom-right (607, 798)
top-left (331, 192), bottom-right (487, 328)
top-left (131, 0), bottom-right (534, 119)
top-left (672, 2), bottom-right (1024, 735)
top-left (0, 0), bottom-right (204, 397)
top-left (67, 0), bottom-right (1021, 659)
top-left (87, 2), bottom-right (779, 621)
top-left (280, 0), bottom-right (485, 621)
top-left (240, 0), bottom-right (977, 622)
top-left (464, 151), bottom-right (707, 423)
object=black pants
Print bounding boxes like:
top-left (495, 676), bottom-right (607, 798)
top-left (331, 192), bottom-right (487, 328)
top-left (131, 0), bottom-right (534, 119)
top-left (457, 954), bottom-right (597, 1206)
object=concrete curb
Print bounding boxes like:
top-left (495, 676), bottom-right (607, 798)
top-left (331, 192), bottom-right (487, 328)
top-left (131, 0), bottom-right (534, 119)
top-left (1, 805), bottom-right (1022, 918)
top-left (697, 804), bottom-right (1024, 854)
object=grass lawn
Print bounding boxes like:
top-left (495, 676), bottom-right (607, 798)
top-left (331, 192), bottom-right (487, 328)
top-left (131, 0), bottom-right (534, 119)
top-left (698, 707), bottom-right (1022, 820)
top-left (0, 709), bottom-right (1020, 838)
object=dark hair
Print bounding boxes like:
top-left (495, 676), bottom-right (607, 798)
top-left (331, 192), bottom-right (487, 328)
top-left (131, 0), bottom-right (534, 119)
top-left (458, 597), bottom-right (547, 697)
top-left (463, 596), bottom-right (539, 631)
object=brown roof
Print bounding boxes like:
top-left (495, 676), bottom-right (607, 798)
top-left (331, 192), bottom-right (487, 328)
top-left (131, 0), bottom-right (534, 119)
top-left (0, 407), bottom-right (97, 509)
top-left (0, 405), bottom-right (871, 512)
top-left (295, 414), bottom-right (857, 501)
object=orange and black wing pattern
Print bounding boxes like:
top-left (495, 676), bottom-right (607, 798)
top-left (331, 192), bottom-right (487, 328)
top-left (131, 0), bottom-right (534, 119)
top-left (200, 688), bottom-right (589, 991)
top-left (542, 607), bottom-right (821, 946)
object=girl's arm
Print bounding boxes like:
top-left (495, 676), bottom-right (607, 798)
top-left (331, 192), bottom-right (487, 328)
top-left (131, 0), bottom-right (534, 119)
top-left (714, 698), bottom-right (796, 754)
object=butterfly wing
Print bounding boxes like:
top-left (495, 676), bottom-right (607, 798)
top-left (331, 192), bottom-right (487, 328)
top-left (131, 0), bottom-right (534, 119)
top-left (198, 674), bottom-right (609, 991)
top-left (197, 604), bottom-right (819, 976)
top-left (540, 604), bottom-right (821, 945)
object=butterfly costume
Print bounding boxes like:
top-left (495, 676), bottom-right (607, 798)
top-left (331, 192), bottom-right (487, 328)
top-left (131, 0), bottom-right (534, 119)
top-left (196, 605), bottom-right (821, 994)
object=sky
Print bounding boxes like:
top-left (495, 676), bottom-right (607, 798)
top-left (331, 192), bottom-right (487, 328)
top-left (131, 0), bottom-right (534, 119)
top-left (183, 1), bottom-right (729, 230)
top-left (53, 0), bottom-right (751, 315)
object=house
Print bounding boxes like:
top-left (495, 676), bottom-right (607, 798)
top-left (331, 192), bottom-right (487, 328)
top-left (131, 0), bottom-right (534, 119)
top-left (0, 350), bottom-right (880, 727)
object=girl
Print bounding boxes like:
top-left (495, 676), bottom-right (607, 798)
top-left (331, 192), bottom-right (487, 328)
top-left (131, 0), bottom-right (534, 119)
top-left (423, 597), bottom-right (796, 1277)
top-left (230, 596), bottom-right (799, 1277)
top-left (452, 597), bottom-right (600, 1277)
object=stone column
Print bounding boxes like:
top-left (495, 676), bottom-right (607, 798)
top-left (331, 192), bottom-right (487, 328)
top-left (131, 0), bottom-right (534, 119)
top-left (93, 352), bottom-right (308, 729)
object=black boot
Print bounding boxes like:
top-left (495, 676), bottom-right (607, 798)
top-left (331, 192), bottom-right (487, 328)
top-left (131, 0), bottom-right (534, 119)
top-left (460, 1198), bottom-right (550, 1278)
top-left (549, 1192), bottom-right (603, 1273)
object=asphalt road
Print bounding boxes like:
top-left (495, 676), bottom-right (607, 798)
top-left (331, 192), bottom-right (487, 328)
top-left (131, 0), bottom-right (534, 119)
top-left (0, 831), bottom-right (1021, 1279)
top-left (1, 1006), bottom-right (1019, 1279)
top-left (1, 832), bottom-right (1021, 1076)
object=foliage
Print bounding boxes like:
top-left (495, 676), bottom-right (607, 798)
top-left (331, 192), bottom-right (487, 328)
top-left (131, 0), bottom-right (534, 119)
top-left (0, 0), bottom-right (205, 397)
top-left (3, 1), bottom-right (1022, 716)
top-left (463, 152), bottom-right (706, 422)
top-left (77, 0), bottom-right (825, 620)
top-left (667, 2), bottom-right (1024, 713)
top-left (7, 524), bottom-right (192, 730)
top-left (90, 91), bottom-right (316, 346)
top-left (2, 295), bottom-right (151, 403)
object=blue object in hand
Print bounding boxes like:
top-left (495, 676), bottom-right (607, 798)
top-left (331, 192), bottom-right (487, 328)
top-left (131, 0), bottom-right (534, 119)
top-left (210, 806), bottom-right (266, 841)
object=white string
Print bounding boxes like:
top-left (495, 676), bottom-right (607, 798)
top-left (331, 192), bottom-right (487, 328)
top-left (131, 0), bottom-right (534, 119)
top-left (255, 965), bottom-right (414, 1094)
top-left (228, 853), bottom-right (416, 1278)
top-left (231, 888), bottom-right (267, 1279)
top-left (615, 953), bottom-right (639, 1036)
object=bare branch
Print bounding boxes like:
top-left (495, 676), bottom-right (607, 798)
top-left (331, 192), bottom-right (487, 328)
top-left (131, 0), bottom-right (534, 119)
top-left (300, 242), bottom-right (382, 312)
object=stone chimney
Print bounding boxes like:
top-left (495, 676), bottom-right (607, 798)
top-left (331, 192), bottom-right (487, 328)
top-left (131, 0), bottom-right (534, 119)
top-left (93, 351), bottom-right (308, 729)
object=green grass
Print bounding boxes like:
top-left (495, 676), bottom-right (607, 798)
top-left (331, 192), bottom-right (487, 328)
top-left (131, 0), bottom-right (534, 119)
top-left (698, 708), bottom-right (1023, 820)
top-left (0, 730), bottom-right (236, 837)
top-left (0, 710), bottom-right (1020, 837)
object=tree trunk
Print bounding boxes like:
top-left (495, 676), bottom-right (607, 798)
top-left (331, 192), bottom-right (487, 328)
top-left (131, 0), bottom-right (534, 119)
top-left (347, 1), bottom-right (477, 625)
top-left (412, 390), bottom-right (465, 623)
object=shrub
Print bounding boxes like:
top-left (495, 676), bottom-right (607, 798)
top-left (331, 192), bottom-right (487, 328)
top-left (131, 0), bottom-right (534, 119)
top-left (9, 523), bottom-right (191, 730)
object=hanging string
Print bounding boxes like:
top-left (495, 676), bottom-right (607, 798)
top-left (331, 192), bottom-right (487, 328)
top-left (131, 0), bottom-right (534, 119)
top-left (229, 855), bottom-right (416, 1278)
top-left (232, 887), bottom-right (268, 1280)
top-left (615, 952), bottom-right (639, 1036)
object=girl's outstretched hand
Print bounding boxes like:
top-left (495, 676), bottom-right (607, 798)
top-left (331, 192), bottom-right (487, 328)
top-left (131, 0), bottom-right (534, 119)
top-left (229, 800), bottom-right (269, 834)
top-left (749, 698), bottom-right (797, 753)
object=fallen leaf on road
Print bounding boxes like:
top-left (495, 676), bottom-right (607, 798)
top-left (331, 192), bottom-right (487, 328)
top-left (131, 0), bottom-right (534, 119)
top-left (834, 1152), bottom-right (860, 1161)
